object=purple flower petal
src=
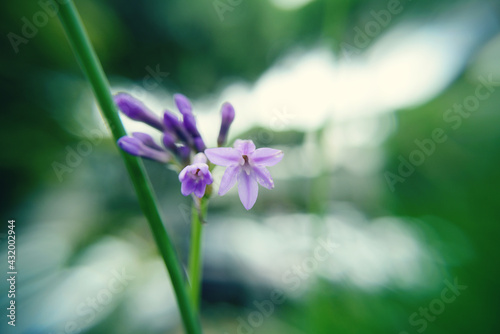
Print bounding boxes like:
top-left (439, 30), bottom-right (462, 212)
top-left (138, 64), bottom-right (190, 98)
top-left (219, 165), bottom-right (240, 196)
top-left (238, 170), bottom-right (259, 210)
top-left (250, 148), bottom-right (283, 166)
top-left (194, 182), bottom-right (207, 198)
top-left (174, 94), bottom-right (192, 115)
top-left (234, 140), bottom-right (256, 155)
top-left (253, 165), bottom-right (274, 189)
top-left (181, 178), bottom-right (196, 196)
top-left (205, 148), bottom-right (243, 166)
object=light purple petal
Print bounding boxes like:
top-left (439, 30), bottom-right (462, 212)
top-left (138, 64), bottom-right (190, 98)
top-left (250, 148), bottom-right (283, 166)
top-left (234, 140), bottom-right (256, 155)
top-left (193, 182), bottom-right (207, 198)
top-left (253, 165), bottom-right (274, 189)
top-left (181, 178), bottom-right (196, 196)
top-left (238, 171), bottom-right (259, 210)
top-left (179, 166), bottom-right (190, 182)
top-left (219, 165), bottom-right (240, 196)
top-left (205, 148), bottom-right (243, 166)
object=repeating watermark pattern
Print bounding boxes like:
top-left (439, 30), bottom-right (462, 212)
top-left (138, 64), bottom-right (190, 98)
top-left (340, 0), bottom-right (406, 60)
top-left (48, 268), bottom-right (135, 334)
top-left (6, 219), bottom-right (17, 327)
top-left (225, 235), bottom-right (339, 334)
top-left (213, 0), bottom-right (244, 22)
top-left (140, 65), bottom-right (170, 91)
top-left (52, 128), bottom-right (105, 182)
top-left (385, 74), bottom-right (500, 191)
top-left (249, 106), bottom-right (295, 147)
top-left (399, 277), bottom-right (467, 334)
top-left (7, 0), bottom-right (63, 54)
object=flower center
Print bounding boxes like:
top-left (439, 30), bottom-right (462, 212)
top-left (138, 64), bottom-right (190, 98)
top-left (242, 154), bottom-right (249, 164)
top-left (195, 168), bottom-right (200, 176)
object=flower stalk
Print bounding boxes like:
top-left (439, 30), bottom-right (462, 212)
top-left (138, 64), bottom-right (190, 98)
top-left (188, 197), bottom-right (208, 310)
top-left (56, 2), bottom-right (201, 333)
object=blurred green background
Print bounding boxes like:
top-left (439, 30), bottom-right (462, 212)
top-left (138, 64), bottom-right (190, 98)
top-left (1, 0), bottom-right (500, 333)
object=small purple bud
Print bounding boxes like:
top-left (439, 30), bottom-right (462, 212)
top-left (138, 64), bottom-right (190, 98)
top-left (114, 93), bottom-right (165, 131)
top-left (217, 102), bottom-right (235, 146)
top-left (163, 110), bottom-right (181, 131)
top-left (183, 114), bottom-right (201, 138)
top-left (193, 136), bottom-right (206, 152)
top-left (118, 136), bottom-right (170, 163)
top-left (132, 132), bottom-right (163, 151)
top-left (174, 94), bottom-right (193, 116)
top-left (164, 110), bottom-right (193, 145)
top-left (178, 145), bottom-right (191, 163)
top-left (118, 136), bottom-right (142, 156)
top-left (162, 132), bottom-right (178, 152)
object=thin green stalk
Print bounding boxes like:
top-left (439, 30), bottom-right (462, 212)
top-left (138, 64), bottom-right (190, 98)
top-left (188, 198), bottom-right (208, 310)
top-left (56, 2), bottom-right (201, 333)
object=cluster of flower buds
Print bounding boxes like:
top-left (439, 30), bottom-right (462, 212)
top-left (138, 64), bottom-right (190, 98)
top-left (115, 93), bottom-right (283, 210)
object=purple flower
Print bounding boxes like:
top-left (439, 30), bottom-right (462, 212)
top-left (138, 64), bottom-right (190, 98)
top-left (118, 136), bottom-right (170, 163)
top-left (204, 140), bottom-right (283, 210)
top-left (178, 153), bottom-right (213, 198)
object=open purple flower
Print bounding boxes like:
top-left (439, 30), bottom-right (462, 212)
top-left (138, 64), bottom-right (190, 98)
top-left (204, 140), bottom-right (283, 210)
top-left (178, 153), bottom-right (213, 198)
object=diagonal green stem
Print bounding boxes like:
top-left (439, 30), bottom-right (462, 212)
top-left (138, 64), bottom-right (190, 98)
top-left (188, 198), bottom-right (208, 310)
top-left (56, 2), bottom-right (201, 333)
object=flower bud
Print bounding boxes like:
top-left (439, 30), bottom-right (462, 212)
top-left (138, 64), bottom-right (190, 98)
top-left (174, 94), bottom-right (193, 116)
top-left (118, 136), bottom-right (170, 163)
top-left (162, 132), bottom-right (177, 152)
top-left (132, 132), bottom-right (163, 151)
top-left (114, 93), bottom-right (165, 131)
top-left (193, 136), bottom-right (206, 153)
top-left (217, 102), bottom-right (235, 146)
top-left (183, 114), bottom-right (201, 138)
top-left (163, 110), bottom-right (193, 146)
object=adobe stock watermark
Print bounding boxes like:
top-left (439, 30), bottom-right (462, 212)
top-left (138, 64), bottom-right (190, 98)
top-left (7, 0), bottom-right (65, 54)
top-left (52, 128), bottom-right (105, 182)
top-left (225, 235), bottom-right (339, 334)
top-left (48, 267), bottom-right (135, 334)
top-left (385, 74), bottom-right (500, 191)
top-left (213, 0), bottom-right (244, 22)
top-left (249, 106), bottom-right (295, 147)
top-left (399, 277), bottom-right (467, 334)
top-left (133, 64), bottom-right (170, 93)
top-left (340, 0), bottom-right (405, 60)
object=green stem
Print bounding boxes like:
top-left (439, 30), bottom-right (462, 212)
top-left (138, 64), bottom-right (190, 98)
top-left (188, 198), bottom-right (208, 310)
top-left (56, 2), bottom-right (201, 333)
